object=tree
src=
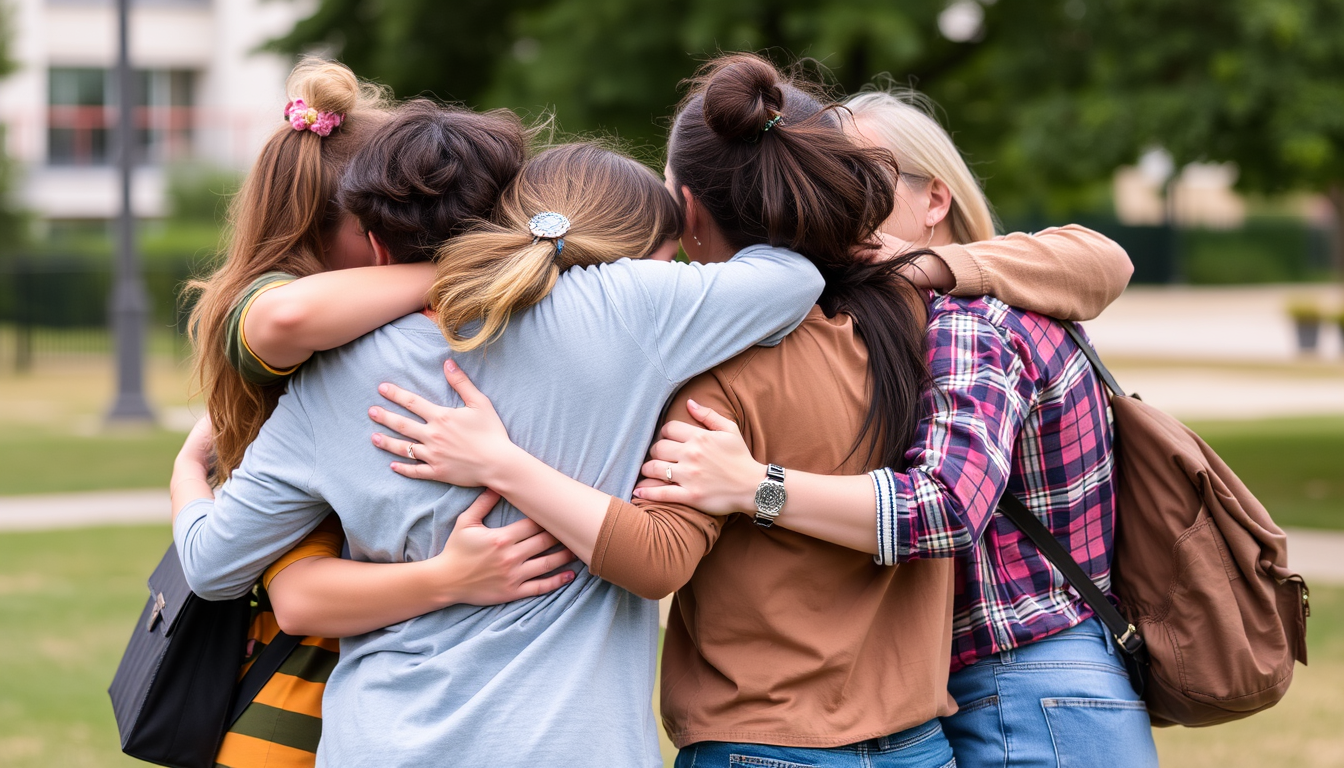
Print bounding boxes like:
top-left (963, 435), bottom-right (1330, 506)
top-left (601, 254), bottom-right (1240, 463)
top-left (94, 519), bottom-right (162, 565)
top-left (271, 0), bottom-right (1344, 272)
top-left (924, 0), bottom-right (1344, 272)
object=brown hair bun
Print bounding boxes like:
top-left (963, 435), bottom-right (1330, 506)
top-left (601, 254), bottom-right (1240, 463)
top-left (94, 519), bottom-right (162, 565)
top-left (701, 55), bottom-right (785, 142)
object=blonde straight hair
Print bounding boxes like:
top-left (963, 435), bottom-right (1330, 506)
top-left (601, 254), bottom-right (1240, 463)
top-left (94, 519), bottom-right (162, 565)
top-left (431, 142), bottom-right (683, 352)
top-left (844, 90), bottom-right (997, 244)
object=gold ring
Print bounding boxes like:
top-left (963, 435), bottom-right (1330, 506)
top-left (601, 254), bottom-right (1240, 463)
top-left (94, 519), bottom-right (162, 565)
top-left (666, 466), bottom-right (673, 484)
top-left (407, 444), bottom-right (417, 461)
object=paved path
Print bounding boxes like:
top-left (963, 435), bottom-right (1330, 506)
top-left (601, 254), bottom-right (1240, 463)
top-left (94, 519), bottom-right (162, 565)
top-left (2, 489), bottom-right (1341, 586)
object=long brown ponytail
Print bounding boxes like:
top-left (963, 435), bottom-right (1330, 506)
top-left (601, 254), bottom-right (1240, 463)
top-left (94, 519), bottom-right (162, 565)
top-left (430, 143), bottom-right (682, 352)
top-left (668, 53), bottom-right (930, 469)
top-left (186, 58), bottom-right (388, 478)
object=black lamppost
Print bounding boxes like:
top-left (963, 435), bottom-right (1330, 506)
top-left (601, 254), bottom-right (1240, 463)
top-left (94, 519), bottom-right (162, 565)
top-left (106, 0), bottom-right (153, 424)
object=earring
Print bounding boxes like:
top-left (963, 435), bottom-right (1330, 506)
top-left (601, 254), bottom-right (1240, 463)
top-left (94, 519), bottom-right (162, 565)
top-left (693, 235), bottom-right (703, 247)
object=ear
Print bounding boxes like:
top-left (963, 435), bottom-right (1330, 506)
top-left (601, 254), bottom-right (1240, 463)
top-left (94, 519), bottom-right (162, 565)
top-left (368, 230), bottom-right (394, 267)
top-left (925, 178), bottom-right (954, 229)
top-left (680, 185), bottom-right (700, 236)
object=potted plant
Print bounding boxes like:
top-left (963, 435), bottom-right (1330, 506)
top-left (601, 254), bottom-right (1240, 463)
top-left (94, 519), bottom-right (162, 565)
top-left (1287, 300), bottom-right (1324, 353)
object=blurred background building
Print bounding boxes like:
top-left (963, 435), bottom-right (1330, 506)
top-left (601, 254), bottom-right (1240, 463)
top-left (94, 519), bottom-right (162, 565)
top-left (0, 0), bottom-right (304, 222)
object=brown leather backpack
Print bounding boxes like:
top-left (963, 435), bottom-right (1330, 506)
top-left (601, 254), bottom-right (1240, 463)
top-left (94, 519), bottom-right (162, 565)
top-left (999, 321), bottom-right (1309, 728)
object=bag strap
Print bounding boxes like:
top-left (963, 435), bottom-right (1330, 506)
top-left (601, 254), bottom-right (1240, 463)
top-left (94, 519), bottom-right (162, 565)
top-left (1059, 321), bottom-right (1128, 398)
top-left (226, 631), bottom-right (303, 728)
top-left (996, 492), bottom-right (1145, 657)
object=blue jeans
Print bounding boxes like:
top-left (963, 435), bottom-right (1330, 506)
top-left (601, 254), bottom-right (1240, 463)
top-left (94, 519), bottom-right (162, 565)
top-left (675, 719), bottom-right (955, 768)
top-left (941, 617), bottom-right (1158, 768)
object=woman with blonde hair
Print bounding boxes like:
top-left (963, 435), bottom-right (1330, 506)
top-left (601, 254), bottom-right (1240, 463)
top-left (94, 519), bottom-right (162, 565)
top-left (628, 87), bottom-right (1161, 767)
top-left (183, 59), bottom-right (571, 767)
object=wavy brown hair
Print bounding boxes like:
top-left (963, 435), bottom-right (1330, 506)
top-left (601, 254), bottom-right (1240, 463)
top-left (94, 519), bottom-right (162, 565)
top-left (431, 142), bottom-right (683, 352)
top-left (186, 58), bottom-right (389, 479)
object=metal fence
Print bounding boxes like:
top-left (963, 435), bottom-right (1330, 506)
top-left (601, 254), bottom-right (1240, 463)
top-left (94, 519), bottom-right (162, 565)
top-left (0, 256), bottom-right (194, 371)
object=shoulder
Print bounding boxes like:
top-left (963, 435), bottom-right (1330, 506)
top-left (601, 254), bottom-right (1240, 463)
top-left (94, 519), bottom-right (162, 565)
top-left (927, 295), bottom-right (1070, 371)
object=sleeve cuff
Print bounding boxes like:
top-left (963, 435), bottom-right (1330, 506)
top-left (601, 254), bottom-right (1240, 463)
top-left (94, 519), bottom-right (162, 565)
top-left (589, 496), bottom-right (627, 579)
top-left (872, 469), bottom-right (901, 566)
top-left (932, 243), bottom-right (988, 297)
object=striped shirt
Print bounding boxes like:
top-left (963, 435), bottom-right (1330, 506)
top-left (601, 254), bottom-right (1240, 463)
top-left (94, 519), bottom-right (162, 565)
top-left (871, 294), bottom-right (1116, 672)
top-left (215, 275), bottom-right (339, 768)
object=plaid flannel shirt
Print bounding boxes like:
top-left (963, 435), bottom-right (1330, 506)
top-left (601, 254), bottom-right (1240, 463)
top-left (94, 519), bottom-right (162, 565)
top-left (872, 295), bottom-right (1116, 672)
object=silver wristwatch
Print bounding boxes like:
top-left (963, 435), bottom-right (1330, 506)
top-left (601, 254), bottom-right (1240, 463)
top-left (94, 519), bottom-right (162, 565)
top-left (753, 464), bottom-right (787, 528)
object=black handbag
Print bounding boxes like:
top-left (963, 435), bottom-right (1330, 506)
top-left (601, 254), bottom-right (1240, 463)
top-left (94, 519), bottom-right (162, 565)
top-left (108, 543), bottom-right (300, 768)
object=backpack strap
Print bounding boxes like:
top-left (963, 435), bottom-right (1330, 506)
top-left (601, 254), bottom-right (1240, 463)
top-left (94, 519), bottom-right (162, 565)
top-left (226, 631), bottom-right (303, 728)
top-left (996, 492), bottom-right (1146, 658)
top-left (1059, 321), bottom-right (1128, 399)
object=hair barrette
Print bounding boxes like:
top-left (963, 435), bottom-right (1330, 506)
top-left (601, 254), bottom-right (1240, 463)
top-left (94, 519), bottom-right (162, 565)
top-left (529, 211), bottom-right (571, 257)
top-left (761, 113), bottom-right (784, 133)
top-left (285, 99), bottom-right (344, 137)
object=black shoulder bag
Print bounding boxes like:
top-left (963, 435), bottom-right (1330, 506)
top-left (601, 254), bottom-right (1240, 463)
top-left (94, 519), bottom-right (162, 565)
top-left (108, 543), bottom-right (302, 768)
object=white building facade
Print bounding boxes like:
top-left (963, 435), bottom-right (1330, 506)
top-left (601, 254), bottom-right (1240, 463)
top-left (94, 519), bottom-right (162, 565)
top-left (0, 0), bottom-right (311, 220)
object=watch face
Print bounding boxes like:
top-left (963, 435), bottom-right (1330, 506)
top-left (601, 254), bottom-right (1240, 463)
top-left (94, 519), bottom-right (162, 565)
top-left (755, 481), bottom-right (787, 514)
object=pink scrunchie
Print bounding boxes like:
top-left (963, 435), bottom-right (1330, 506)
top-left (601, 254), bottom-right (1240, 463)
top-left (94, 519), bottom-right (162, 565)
top-left (285, 99), bottom-right (344, 137)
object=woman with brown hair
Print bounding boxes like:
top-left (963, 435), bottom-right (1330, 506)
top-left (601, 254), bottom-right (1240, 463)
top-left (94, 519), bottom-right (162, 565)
top-left (182, 60), bottom-right (573, 767)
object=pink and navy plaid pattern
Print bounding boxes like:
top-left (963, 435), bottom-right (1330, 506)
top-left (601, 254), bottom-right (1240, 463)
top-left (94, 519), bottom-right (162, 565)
top-left (872, 295), bottom-right (1116, 672)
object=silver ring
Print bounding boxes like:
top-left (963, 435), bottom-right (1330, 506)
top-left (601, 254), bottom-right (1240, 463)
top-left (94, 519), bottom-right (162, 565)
top-left (407, 444), bottom-right (417, 461)
top-left (666, 465), bottom-right (673, 484)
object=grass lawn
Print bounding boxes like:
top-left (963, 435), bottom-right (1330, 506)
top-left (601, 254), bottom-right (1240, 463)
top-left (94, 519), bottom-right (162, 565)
top-left (1188, 416), bottom-right (1344, 531)
top-left (0, 524), bottom-right (1341, 767)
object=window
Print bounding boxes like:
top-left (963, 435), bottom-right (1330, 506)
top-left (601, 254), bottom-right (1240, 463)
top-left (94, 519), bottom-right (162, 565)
top-left (47, 67), bottom-right (197, 166)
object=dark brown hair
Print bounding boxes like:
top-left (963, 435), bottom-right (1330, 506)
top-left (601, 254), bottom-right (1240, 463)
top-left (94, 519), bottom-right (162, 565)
top-left (339, 99), bottom-right (529, 263)
top-left (668, 53), bottom-right (930, 469)
top-left (432, 142), bottom-right (682, 351)
top-left (187, 57), bottom-right (389, 479)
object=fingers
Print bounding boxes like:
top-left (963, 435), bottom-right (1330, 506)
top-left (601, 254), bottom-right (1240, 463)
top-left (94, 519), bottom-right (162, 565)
top-left (455, 489), bottom-right (502, 527)
top-left (513, 531), bottom-right (561, 560)
top-left (388, 460), bottom-right (441, 482)
top-left (371, 432), bottom-right (418, 460)
top-left (634, 477), bottom-right (669, 490)
top-left (659, 420), bottom-right (702, 442)
top-left (517, 549), bottom-right (577, 581)
top-left (647, 439), bottom-right (684, 462)
top-left (685, 399), bottom-right (739, 434)
top-left (368, 405), bottom-right (427, 442)
top-left (641, 459), bottom-right (677, 486)
top-left (631, 483), bottom-right (694, 506)
top-left (497, 516), bottom-right (545, 542)
top-left (514, 570), bottom-right (576, 599)
top-left (376, 381), bottom-right (440, 422)
top-left (443, 360), bottom-right (491, 410)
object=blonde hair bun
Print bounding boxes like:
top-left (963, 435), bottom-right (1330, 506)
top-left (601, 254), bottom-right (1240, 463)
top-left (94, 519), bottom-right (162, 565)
top-left (285, 56), bottom-right (388, 118)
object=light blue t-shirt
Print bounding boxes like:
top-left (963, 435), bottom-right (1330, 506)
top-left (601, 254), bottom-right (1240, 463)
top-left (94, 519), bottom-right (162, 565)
top-left (175, 245), bottom-right (823, 768)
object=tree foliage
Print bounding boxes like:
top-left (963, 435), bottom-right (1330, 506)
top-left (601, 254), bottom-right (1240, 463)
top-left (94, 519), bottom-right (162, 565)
top-left (270, 0), bottom-right (1344, 240)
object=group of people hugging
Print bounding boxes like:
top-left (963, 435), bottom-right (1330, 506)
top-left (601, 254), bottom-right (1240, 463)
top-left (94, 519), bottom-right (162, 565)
top-left (170, 51), bottom-right (1160, 768)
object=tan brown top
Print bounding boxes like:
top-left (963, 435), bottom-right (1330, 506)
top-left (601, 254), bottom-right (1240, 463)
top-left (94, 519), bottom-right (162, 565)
top-left (592, 302), bottom-right (958, 749)
top-left (588, 224), bottom-right (1130, 747)
top-left (936, 224), bottom-right (1132, 320)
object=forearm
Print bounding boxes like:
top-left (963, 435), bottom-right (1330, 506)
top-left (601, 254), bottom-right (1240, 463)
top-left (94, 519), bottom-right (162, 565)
top-left (267, 556), bottom-right (452, 637)
top-left (771, 471), bottom-right (881, 555)
top-left (245, 262), bottom-right (435, 370)
top-left (484, 446), bottom-right (609, 564)
top-left (933, 225), bottom-right (1133, 320)
top-left (170, 456), bottom-right (214, 523)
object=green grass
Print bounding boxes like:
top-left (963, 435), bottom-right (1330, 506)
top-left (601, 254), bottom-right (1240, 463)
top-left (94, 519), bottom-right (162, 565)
top-left (0, 525), bottom-right (173, 767)
top-left (1189, 416), bottom-right (1344, 531)
top-left (0, 525), bottom-right (1340, 768)
top-left (0, 431), bottom-right (184, 495)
